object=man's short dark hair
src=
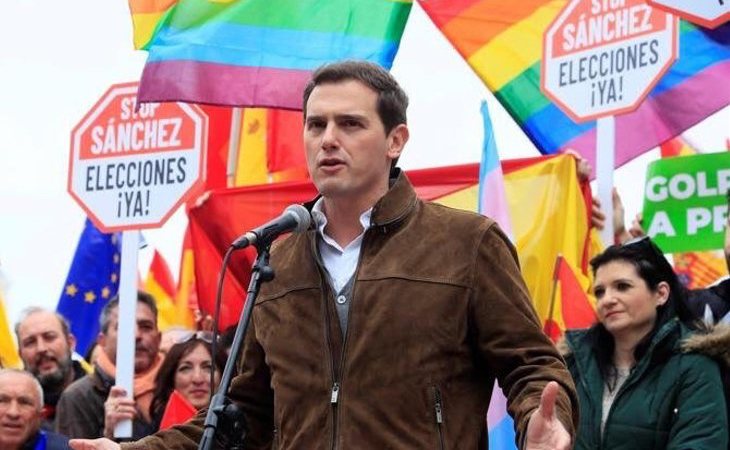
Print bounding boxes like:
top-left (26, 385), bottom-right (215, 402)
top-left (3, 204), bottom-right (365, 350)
top-left (100, 290), bottom-right (158, 334)
top-left (302, 60), bottom-right (409, 135)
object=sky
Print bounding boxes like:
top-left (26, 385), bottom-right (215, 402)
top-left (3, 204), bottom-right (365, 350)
top-left (1, 1), bottom-right (728, 325)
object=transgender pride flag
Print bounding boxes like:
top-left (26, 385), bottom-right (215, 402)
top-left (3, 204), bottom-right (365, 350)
top-left (478, 100), bottom-right (513, 238)
top-left (477, 100), bottom-right (517, 449)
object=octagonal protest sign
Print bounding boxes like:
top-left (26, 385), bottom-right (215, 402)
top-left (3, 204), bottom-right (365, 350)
top-left (69, 82), bottom-right (208, 232)
top-left (542, 0), bottom-right (678, 122)
top-left (648, 0), bottom-right (729, 29)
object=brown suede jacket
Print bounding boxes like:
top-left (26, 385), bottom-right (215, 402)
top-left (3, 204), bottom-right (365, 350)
top-left (125, 171), bottom-right (578, 449)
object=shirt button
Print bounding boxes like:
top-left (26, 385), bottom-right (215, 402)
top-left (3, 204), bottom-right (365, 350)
top-left (336, 295), bottom-right (347, 304)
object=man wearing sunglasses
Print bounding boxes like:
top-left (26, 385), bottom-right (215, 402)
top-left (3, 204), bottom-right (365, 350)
top-left (71, 61), bottom-right (577, 450)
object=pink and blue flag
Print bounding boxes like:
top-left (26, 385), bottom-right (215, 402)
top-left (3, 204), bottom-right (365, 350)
top-left (478, 100), bottom-right (513, 238)
top-left (477, 100), bottom-right (517, 449)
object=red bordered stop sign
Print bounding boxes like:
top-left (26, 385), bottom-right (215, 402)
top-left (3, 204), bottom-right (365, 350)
top-left (68, 82), bottom-right (208, 232)
top-left (541, 0), bottom-right (678, 122)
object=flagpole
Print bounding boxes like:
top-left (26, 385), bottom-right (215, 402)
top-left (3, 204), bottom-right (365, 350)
top-left (226, 107), bottom-right (243, 187)
top-left (114, 229), bottom-right (140, 438)
top-left (597, 116), bottom-right (615, 246)
top-left (545, 254), bottom-right (562, 341)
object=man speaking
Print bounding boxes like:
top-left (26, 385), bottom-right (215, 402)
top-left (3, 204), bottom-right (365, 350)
top-left (71, 60), bottom-right (578, 450)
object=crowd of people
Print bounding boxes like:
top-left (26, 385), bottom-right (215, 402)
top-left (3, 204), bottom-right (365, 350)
top-left (2, 61), bottom-right (729, 450)
top-left (1, 293), bottom-right (229, 450)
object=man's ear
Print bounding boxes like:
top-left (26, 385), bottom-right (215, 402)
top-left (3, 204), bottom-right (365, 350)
top-left (96, 331), bottom-right (106, 348)
top-left (386, 124), bottom-right (409, 161)
top-left (67, 333), bottom-right (77, 353)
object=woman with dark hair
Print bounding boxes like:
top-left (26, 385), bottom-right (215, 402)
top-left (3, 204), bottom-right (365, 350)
top-left (562, 237), bottom-right (729, 449)
top-left (149, 334), bottom-right (224, 430)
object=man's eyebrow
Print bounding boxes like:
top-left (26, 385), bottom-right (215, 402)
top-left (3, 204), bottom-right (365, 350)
top-left (336, 113), bottom-right (368, 121)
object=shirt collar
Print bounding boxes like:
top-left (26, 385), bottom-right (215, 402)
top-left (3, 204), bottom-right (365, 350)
top-left (311, 198), bottom-right (373, 239)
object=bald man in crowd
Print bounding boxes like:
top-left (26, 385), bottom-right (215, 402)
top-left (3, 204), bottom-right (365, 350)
top-left (0, 369), bottom-right (71, 450)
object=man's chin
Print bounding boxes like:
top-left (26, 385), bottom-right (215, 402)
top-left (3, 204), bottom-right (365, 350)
top-left (37, 369), bottom-right (65, 389)
top-left (134, 358), bottom-right (154, 374)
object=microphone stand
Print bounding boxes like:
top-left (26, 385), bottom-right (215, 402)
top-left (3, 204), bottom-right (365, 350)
top-left (198, 242), bottom-right (275, 450)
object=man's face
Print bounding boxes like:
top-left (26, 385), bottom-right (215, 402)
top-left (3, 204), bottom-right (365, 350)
top-left (304, 80), bottom-right (407, 205)
top-left (133, 302), bottom-right (161, 373)
top-left (16, 311), bottom-right (75, 391)
top-left (0, 372), bottom-right (42, 449)
top-left (98, 302), bottom-right (161, 373)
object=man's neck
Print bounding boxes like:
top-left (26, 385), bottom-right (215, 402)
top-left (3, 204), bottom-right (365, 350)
top-left (321, 198), bottom-right (374, 248)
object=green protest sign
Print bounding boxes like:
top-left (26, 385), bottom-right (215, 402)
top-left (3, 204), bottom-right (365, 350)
top-left (642, 152), bottom-right (730, 253)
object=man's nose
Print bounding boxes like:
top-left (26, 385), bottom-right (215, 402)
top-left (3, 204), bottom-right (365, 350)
top-left (321, 123), bottom-right (338, 150)
top-left (36, 338), bottom-right (48, 353)
top-left (5, 400), bottom-right (21, 417)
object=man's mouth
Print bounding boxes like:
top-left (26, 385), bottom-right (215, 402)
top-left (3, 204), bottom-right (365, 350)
top-left (0, 422), bottom-right (23, 431)
top-left (319, 158), bottom-right (345, 168)
top-left (36, 356), bottom-right (58, 371)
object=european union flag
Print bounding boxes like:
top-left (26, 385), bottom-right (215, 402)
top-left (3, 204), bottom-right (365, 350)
top-left (56, 219), bottom-right (121, 356)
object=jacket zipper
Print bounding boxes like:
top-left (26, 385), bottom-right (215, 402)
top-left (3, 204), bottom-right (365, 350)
top-left (314, 230), bottom-right (368, 450)
top-left (433, 386), bottom-right (446, 450)
top-left (313, 234), bottom-right (340, 450)
top-left (329, 236), bottom-right (367, 450)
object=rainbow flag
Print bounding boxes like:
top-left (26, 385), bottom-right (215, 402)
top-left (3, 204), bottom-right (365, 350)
top-left (128, 0), bottom-right (178, 49)
top-left (135, 0), bottom-right (412, 109)
top-left (418, 1), bottom-right (730, 169)
top-left (659, 135), bottom-right (697, 158)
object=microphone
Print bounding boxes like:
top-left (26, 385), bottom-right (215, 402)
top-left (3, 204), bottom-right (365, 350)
top-left (231, 204), bottom-right (311, 249)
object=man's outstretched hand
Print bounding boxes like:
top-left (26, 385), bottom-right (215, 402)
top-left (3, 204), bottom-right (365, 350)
top-left (525, 381), bottom-right (572, 450)
top-left (69, 438), bottom-right (121, 450)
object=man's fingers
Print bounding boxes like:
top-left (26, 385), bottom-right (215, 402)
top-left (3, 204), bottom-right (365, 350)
top-left (69, 439), bottom-right (100, 450)
top-left (69, 438), bottom-right (120, 450)
top-left (539, 381), bottom-right (559, 420)
top-left (108, 386), bottom-right (127, 398)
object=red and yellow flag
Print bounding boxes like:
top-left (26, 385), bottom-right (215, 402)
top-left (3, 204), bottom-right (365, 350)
top-left (145, 250), bottom-right (194, 331)
top-left (0, 289), bottom-right (22, 368)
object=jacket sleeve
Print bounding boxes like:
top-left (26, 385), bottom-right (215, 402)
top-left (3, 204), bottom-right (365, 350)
top-left (55, 379), bottom-right (104, 439)
top-left (122, 316), bottom-right (274, 450)
top-left (667, 354), bottom-right (728, 450)
top-left (470, 223), bottom-right (579, 447)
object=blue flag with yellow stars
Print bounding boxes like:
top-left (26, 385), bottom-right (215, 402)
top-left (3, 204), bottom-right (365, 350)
top-left (56, 219), bottom-right (121, 356)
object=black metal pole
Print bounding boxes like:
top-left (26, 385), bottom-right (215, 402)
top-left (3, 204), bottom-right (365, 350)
top-left (198, 243), bottom-right (274, 450)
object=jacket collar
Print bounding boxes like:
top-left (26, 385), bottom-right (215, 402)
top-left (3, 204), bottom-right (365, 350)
top-left (370, 168), bottom-right (418, 228)
top-left (304, 168), bottom-right (418, 230)
top-left (565, 318), bottom-right (681, 363)
top-left (680, 322), bottom-right (730, 368)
